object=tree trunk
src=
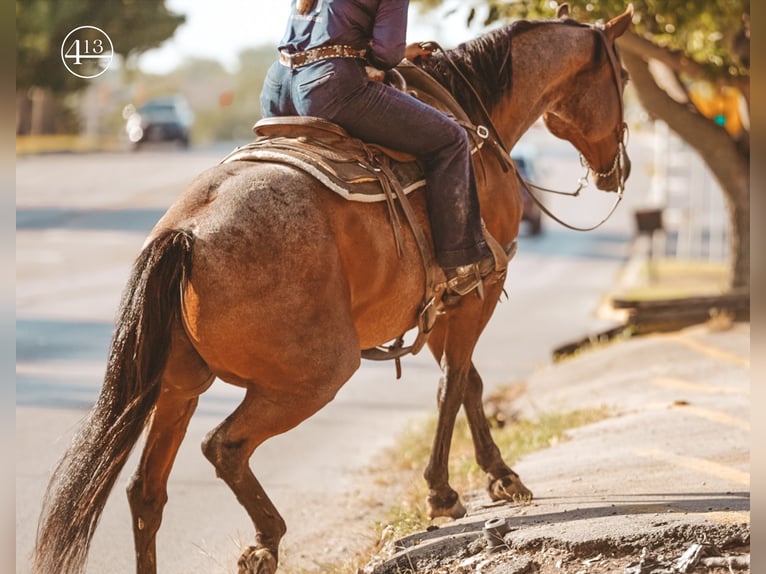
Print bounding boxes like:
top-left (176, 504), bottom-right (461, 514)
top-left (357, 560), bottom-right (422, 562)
top-left (725, 189), bottom-right (750, 291)
top-left (16, 90), bottom-right (31, 135)
top-left (618, 42), bottom-right (750, 292)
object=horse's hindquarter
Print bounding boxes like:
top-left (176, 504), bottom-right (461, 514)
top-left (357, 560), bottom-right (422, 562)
top-left (156, 162), bottom-right (424, 387)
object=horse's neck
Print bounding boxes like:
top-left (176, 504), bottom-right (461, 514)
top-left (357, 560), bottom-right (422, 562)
top-left (495, 24), bottom-right (596, 147)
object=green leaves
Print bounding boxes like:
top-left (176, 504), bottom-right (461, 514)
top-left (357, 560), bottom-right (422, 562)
top-left (17, 0), bottom-right (185, 93)
top-left (412, 0), bottom-right (748, 78)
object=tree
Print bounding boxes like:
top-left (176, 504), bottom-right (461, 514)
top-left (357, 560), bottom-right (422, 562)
top-left (16, 0), bottom-right (185, 133)
top-left (413, 0), bottom-right (750, 292)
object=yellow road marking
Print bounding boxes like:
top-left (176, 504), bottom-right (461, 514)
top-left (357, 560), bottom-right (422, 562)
top-left (671, 403), bottom-right (750, 432)
top-left (663, 333), bottom-right (750, 367)
top-left (637, 448), bottom-right (750, 487)
top-left (652, 376), bottom-right (747, 395)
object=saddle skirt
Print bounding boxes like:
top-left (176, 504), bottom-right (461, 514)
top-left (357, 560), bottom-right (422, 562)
top-left (220, 115), bottom-right (426, 203)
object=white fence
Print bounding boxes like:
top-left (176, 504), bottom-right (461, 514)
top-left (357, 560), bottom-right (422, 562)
top-left (648, 121), bottom-right (730, 262)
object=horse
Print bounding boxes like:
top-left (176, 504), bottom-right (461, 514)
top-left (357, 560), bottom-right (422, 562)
top-left (33, 5), bottom-right (633, 573)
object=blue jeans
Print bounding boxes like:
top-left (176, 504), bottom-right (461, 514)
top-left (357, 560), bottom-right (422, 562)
top-left (260, 58), bottom-right (489, 268)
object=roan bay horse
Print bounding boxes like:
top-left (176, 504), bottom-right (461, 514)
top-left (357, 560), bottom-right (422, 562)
top-left (34, 5), bottom-right (632, 573)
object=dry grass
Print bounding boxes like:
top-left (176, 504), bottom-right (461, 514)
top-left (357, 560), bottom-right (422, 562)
top-left (276, 391), bottom-right (612, 573)
top-left (620, 258), bottom-right (730, 301)
top-left (369, 399), bottom-right (612, 542)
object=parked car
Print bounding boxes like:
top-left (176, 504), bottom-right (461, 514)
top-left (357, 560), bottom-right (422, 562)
top-left (511, 147), bottom-right (544, 235)
top-left (124, 96), bottom-right (194, 150)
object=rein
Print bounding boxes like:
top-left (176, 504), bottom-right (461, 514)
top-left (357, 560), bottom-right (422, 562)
top-left (422, 23), bottom-right (629, 232)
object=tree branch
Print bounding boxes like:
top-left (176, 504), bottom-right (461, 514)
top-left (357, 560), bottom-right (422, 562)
top-left (621, 49), bottom-right (748, 203)
top-left (617, 31), bottom-right (749, 96)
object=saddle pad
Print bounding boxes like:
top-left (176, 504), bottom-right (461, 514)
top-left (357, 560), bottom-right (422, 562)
top-left (220, 135), bottom-right (426, 203)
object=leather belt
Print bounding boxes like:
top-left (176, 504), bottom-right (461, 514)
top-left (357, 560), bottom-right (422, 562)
top-left (279, 44), bottom-right (368, 69)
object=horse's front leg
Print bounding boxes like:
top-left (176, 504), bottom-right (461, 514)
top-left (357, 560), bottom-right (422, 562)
top-left (423, 358), bottom-right (470, 518)
top-left (423, 304), bottom-right (489, 519)
top-left (424, 283), bottom-right (531, 519)
top-left (463, 364), bottom-right (533, 503)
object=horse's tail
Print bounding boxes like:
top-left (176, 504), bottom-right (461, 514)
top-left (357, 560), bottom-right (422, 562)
top-left (32, 229), bottom-right (195, 574)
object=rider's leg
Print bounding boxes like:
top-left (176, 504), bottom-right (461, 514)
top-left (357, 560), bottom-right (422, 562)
top-left (291, 59), bottom-right (492, 282)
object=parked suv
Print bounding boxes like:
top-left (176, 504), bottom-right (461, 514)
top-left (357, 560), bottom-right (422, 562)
top-left (124, 96), bottom-right (194, 149)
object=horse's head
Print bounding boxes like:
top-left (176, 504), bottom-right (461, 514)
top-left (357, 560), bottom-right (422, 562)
top-left (542, 4), bottom-right (633, 192)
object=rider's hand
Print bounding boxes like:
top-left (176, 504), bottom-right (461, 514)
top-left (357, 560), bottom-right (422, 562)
top-left (365, 66), bottom-right (386, 82)
top-left (405, 42), bottom-right (433, 62)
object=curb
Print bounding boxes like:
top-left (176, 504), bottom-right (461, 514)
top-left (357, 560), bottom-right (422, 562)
top-left (367, 510), bottom-right (749, 574)
top-left (16, 135), bottom-right (121, 155)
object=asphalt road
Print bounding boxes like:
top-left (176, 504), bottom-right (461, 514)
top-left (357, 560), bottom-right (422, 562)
top-left (16, 132), bottom-right (654, 573)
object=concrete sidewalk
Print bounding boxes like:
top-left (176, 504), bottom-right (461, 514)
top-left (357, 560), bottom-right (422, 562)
top-left (367, 252), bottom-right (750, 574)
top-left (369, 321), bottom-right (750, 573)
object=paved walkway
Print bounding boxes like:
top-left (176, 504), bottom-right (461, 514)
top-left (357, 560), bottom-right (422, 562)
top-left (368, 319), bottom-right (750, 573)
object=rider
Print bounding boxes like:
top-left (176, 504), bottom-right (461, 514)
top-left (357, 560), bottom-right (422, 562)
top-left (260, 0), bottom-right (494, 297)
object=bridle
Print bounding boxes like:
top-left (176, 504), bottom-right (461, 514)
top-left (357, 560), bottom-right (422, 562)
top-left (577, 25), bottom-right (630, 190)
top-left (422, 22), bottom-right (629, 232)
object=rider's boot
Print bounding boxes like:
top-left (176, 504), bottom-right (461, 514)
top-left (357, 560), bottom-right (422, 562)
top-left (443, 251), bottom-right (496, 299)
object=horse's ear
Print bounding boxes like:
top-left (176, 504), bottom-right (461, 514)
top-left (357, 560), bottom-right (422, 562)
top-left (605, 4), bottom-right (634, 40)
top-left (556, 3), bottom-right (570, 19)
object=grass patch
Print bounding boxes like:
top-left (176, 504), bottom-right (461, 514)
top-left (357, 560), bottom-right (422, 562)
top-left (552, 324), bottom-right (638, 363)
top-left (620, 258), bottom-right (730, 301)
top-left (370, 400), bottom-right (612, 542)
top-left (278, 399), bottom-right (612, 573)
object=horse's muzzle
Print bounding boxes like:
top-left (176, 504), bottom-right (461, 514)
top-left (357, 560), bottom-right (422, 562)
top-left (595, 148), bottom-right (630, 192)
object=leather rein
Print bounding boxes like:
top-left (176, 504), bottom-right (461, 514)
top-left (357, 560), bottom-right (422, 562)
top-left (422, 23), bottom-right (629, 232)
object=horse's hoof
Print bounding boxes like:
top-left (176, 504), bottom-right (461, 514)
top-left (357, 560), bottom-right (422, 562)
top-left (426, 490), bottom-right (467, 519)
top-left (238, 546), bottom-right (277, 574)
top-left (488, 473), bottom-right (533, 503)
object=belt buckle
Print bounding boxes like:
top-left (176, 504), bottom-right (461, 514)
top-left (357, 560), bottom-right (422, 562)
top-left (279, 50), bottom-right (293, 69)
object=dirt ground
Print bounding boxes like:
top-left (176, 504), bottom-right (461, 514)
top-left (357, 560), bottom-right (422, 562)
top-left (401, 516), bottom-right (751, 574)
top-left (281, 451), bottom-right (750, 574)
top-left (350, 322), bottom-right (751, 574)
top-left (356, 492), bottom-right (750, 574)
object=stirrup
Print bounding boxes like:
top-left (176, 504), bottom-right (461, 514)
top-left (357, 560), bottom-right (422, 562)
top-left (445, 264), bottom-right (483, 298)
top-left (444, 254), bottom-right (494, 299)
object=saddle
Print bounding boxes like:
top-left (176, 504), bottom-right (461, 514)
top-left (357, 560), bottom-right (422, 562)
top-left (222, 116), bottom-right (426, 204)
top-left (221, 61), bottom-right (477, 202)
top-left (220, 62), bottom-right (513, 371)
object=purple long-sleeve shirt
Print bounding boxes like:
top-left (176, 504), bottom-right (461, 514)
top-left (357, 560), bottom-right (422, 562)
top-left (278, 0), bottom-right (408, 70)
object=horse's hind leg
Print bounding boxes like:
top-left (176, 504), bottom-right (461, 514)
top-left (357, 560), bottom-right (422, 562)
top-left (127, 323), bottom-right (214, 574)
top-left (200, 345), bottom-right (358, 574)
top-left (127, 393), bottom-right (199, 574)
top-left (462, 364), bottom-right (533, 502)
top-left (201, 392), bottom-right (288, 574)
top-left (202, 378), bottom-right (353, 574)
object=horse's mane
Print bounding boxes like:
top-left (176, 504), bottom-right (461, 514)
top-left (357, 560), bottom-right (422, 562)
top-left (417, 18), bottom-right (598, 121)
